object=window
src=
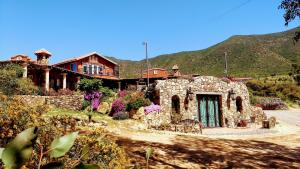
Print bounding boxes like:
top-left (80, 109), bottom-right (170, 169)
top-left (153, 70), bottom-right (158, 75)
top-left (83, 65), bottom-right (88, 74)
top-left (70, 63), bottom-right (77, 72)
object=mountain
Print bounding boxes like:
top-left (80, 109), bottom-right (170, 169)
top-left (109, 26), bottom-right (300, 78)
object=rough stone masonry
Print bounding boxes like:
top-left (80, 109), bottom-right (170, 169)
top-left (155, 76), bottom-right (263, 128)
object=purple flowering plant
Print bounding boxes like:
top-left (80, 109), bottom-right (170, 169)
top-left (84, 91), bottom-right (103, 110)
top-left (144, 103), bottom-right (161, 115)
top-left (111, 99), bottom-right (126, 114)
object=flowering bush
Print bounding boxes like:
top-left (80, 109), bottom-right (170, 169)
top-left (84, 91), bottom-right (103, 110)
top-left (118, 90), bottom-right (127, 98)
top-left (144, 103), bottom-right (161, 115)
top-left (111, 99), bottom-right (125, 114)
top-left (125, 91), bottom-right (151, 111)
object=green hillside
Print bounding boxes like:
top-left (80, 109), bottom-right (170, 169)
top-left (110, 26), bottom-right (300, 78)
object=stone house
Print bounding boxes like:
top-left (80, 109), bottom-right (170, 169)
top-left (155, 76), bottom-right (260, 128)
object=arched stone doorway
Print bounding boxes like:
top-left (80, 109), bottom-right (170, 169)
top-left (236, 96), bottom-right (243, 113)
top-left (171, 95), bottom-right (181, 123)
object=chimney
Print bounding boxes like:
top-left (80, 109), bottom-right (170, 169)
top-left (34, 48), bottom-right (52, 65)
top-left (172, 64), bottom-right (181, 77)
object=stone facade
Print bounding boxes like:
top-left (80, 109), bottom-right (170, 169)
top-left (17, 95), bottom-right (84, 111)
top-left (155, 76), bottom-right (260, 128)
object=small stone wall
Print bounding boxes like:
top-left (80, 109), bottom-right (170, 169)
top-left (17, 95), bottom-right (84, 111)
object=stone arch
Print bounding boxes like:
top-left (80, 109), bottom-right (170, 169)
top-left (236, 96), bottom-right (243, 113)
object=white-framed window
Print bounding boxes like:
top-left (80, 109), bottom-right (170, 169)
top-left (153, 70), bottom-right (158, 75)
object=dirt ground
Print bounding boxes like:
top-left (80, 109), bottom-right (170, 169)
top-left (109, 110), bottom-right (300, 169)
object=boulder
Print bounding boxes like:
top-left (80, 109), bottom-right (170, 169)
top-left (132, 107), bottom-right (145, 120)
top-left (97, 102), bottom-right (110, 114)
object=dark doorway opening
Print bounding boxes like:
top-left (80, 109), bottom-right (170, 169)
top-left (171, 95), bottom-right (180, 114)
top-left (236, 96), bottom-right (243, 113)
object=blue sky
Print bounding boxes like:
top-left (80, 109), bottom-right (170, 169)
top-left (0, 0), bottom-right (299, 63)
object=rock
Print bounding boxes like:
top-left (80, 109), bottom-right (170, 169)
top-left (97, 102), bottom-right (110, 114)
top-left (268, 116), bottom-right (276, 128)
top-left (132, 107), bottom-right (145, 120)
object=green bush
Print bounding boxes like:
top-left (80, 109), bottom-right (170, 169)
top-left (125, 92), bottom-right (151, 111)
top-left (0, 64), bottom-right (24, 96)
top-left (100, 86), bottom-right (116, 102)
top-left (82, 100), bottom-right (91, 110)
top-left (67, 128), bottom-right (130, 168)
top-left (77, 78), bottom-right (102, 92)
top-left (16, 78), bottom-right (38, 95)
top-left (246, 78), bottom-right (300, 103)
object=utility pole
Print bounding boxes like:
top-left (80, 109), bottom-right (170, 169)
top-left (224, 52), bottom-right (228, 77)
top-left (143, 42), bottom-right (150, 87)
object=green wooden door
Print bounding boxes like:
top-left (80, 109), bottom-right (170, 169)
top-left (199, 97), bottom-right (208, 127)
top-left (198, 95), bottom-right (221, 128)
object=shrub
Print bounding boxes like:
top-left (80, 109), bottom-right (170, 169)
top-left (125, 91), bottom-right (151, 111)
top-left (0, 94), bottom-right (45, 146)
top-left (82, 99), bottom-right (91, 110)
top-left (77, 78), bottom-right (102, 92)
top-left (118, 90), bottom-right (127, 98)
top-left (67, 129), bottom-right (130, 168)
top-left (111, 99), bottom-right (125, 115)
top-left (16, 78), bottom-right (38, 95)
top-left (0, 64), bottom-right (25, 95)
top-left (100, 86), bottom-right (115, 102)
top-left (112, 111), bottom-right (129, 120)
top-left (57, 88), bottom-right (74, 95)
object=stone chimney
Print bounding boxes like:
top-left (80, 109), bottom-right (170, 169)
top-left (172, 64), bottom-right (181, 77)
top-left (34, 48), bottom-right (52, 65)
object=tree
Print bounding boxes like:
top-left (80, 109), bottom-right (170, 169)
top-left (0, 64), bottom-right (37, 96)
top-left (279, 0), bottom-right (300, 42)
top-left (0, 64), bottom-right (24, 96)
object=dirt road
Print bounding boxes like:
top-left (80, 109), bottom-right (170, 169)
top-left (265, 109), bottom-right (300, 127)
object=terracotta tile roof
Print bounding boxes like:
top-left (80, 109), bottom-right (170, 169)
top-left (11, 54), bottom-right (32, 62)
top-left (53, 52), bottom-right (118, 66)
top-left (34, 48), bottom-right (52, 56)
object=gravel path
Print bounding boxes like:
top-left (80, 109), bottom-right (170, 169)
top-left (264, 109), bottom-right (300, 127)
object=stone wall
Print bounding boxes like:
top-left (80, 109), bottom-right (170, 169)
top-left (17, 95), bottom-right (84, 111)
top-left (155, 76), bottom-right (257, 128)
